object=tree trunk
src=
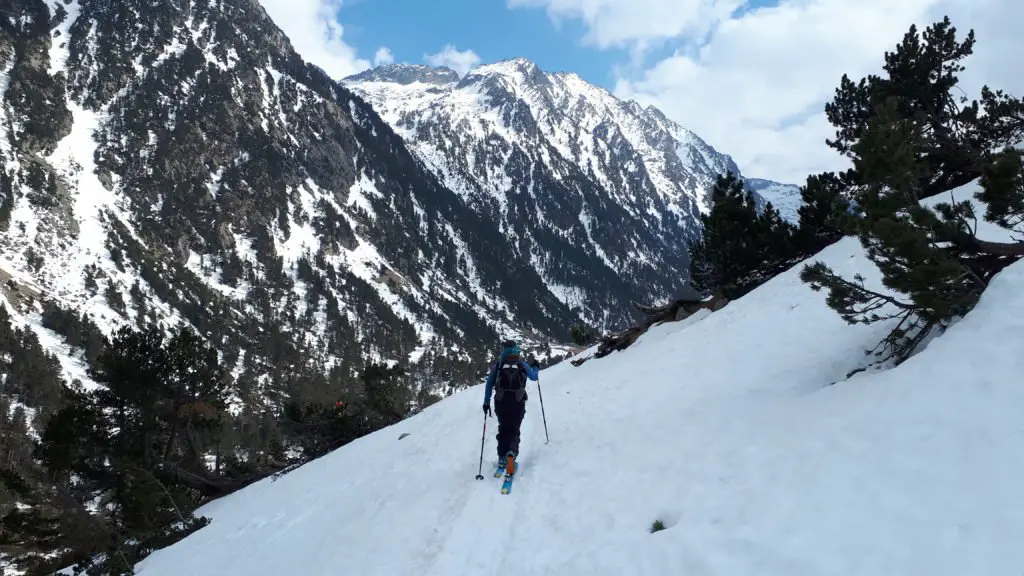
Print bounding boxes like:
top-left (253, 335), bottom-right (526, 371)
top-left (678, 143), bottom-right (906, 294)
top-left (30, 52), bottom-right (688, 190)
top-left (155, 458), bottom-right (289, 499)
top-left (968, 237), bottom-right (1024, 256)
top-left (593, 295), bottom-right (729, 359)
top-left (163, 422), bottom-right (180, 462)
top-left (183, 419), bottom-right (206, 470)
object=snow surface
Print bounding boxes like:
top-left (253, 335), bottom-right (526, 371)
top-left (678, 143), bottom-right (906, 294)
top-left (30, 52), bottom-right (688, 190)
top-left (133, 191), bottom-right (1024, 575)
top-left (750, 180), bottom-right (803, 224)
top-left (47, 0), bottom-right (81, 77)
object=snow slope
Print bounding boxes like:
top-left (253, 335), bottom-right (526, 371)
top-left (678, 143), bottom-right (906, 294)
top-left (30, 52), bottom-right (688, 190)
top-left (747, 177), bottom-right (804, 224)
top-left (134, 191), bottom-right (1024, 576)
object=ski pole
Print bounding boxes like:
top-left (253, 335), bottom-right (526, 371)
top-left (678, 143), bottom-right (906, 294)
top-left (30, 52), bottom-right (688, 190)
top-left (537, 376), bottom-right (550, 444)
top-left (475, 411), bottom-right (488, 480)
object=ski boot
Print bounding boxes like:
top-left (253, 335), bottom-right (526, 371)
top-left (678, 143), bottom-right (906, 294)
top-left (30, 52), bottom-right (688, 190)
top-left (504, 451), bottom-right (518, 476)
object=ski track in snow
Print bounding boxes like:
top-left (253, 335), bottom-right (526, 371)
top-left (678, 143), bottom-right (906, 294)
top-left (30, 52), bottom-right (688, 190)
top-left (133, 183), bottom-right (1024, 576)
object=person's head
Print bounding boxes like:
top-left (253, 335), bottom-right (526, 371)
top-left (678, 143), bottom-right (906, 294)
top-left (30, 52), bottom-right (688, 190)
top-left (500, 340), bottom-right (520, 360)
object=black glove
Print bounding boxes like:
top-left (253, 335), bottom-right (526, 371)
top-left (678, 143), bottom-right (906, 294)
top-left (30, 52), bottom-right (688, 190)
top-left (527, 355), bottom-right (539, 368)
top-left (483, 403), bottom-right (491, 416)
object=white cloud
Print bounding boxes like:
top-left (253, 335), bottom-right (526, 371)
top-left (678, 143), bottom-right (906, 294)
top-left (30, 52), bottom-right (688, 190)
top-left (257, 0), bottom-right (370, 78)
top-left (508, 0), bottom-right (741, 50)
top-left (425, 44), bottom-right (482, 77)
top-left (374, 47), bottom-right (394, 66)
top-left (513, 0), bottom-right (1024, 185)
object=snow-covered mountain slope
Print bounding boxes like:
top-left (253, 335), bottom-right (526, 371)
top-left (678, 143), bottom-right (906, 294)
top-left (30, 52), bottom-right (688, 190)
top-left (344, 61), bottom-right (796, 325)
top-left (132, 186), bottom-right (1024, 576)
top-left (0, 0), bottom-right (585, 397)
top-left (746, 177), bottom-right (803, 224)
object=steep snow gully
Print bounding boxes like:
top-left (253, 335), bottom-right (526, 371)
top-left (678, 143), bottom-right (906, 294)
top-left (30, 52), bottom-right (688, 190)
top-left (135, 190), bottom-right (1024, 576)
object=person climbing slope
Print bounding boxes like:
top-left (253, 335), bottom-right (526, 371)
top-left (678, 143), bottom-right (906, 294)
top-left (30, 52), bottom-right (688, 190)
top-left (483, 340), bottom-right (540, 476)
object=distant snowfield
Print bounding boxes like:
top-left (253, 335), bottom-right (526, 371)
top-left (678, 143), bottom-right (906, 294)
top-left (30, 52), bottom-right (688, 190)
top-left (135, 189), bottom-right (1024, 576)
top-left (751, 179), bottom-right (803, 224)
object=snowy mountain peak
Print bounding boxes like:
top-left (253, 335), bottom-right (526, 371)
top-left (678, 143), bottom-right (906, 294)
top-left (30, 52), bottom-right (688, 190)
top-left (467, 57), bottom-right (545, 80)
top-left (343, 58), bottom-right (799, 323)
top-left (346, 63), bottom-right (460, 86)
top-left (344, 60), bottom-right (728, 320)
top-left (454, 59), bottom-right (554, 96)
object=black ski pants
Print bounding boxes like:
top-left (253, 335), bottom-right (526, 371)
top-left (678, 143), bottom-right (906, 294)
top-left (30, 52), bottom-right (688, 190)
top-left (494, 393), bottom-right (526, 460)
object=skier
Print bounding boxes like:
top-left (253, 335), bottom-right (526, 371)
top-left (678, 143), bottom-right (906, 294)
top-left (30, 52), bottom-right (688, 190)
top-left (483, 340), bottom-right (540, 475)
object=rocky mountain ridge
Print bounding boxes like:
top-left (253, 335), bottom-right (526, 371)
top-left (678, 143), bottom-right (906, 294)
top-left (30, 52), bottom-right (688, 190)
top-left (344, 59), bottom-right (801, 324)
top-left (0, 0), bottom-right (582, 405)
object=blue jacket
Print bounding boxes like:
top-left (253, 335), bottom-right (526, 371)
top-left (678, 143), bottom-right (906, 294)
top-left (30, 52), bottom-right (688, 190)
top-left (484, 354), bottom-right (539, 404)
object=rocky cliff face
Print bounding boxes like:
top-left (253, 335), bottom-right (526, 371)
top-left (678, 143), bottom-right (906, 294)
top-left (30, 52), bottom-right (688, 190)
top-left (0, 0), bottom-right (583, 402)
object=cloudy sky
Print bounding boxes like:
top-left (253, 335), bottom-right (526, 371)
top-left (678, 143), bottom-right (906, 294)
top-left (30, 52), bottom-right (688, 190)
top-left (256, 0), bottom-right (1022, 185)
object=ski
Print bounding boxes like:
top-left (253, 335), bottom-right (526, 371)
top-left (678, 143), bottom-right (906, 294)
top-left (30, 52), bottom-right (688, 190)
top-left (500, 461), bottom-right (518, 494)
top-left (494, 462), bottom-right (505, 478)
top-left (500, 472), bottom-right (515, 494)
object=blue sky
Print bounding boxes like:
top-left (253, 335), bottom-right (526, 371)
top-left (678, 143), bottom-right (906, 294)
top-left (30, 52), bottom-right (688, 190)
top-left (337, 0), bottom-right (780, 90)
top-left (341, 0), bottom-right (614, 85)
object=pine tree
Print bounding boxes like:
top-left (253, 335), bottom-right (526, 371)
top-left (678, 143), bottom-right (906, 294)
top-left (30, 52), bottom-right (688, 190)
top-left (796, 170), bottom-right (856, 252)
top-left (801, 17), bottom-right (1024, 367)
top-left (361, 362), bottom-right (411, 428)
top-left (23, 325), bottom-right (232, 574)
top-left (689, 171), bottom-right (799, 298)
top-left (825, 17), bottom-right (1011, 198)
top-left (569, 324), bottom-right (593, 346)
